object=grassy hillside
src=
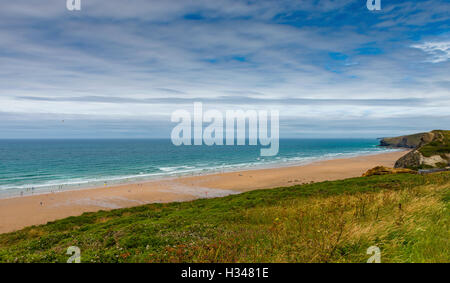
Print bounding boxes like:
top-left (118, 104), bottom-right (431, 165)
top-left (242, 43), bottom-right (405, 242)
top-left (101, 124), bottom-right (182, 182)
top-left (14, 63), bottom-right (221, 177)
top-left (418, 130), bottom-right (450, 158)
top-left (0, 173), bottom-right (449, 263)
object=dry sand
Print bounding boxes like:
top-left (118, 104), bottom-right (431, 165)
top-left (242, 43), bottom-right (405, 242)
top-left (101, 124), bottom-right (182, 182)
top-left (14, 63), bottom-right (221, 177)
top-left (0, 150), bottom-right (407, 234)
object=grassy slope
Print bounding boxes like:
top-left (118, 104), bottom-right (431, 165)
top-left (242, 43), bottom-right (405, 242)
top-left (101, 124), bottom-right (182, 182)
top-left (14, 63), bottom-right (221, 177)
top-left (418, 130), bottom-right (450, 158)
top-left (0, 173), bottom-right (449, 263)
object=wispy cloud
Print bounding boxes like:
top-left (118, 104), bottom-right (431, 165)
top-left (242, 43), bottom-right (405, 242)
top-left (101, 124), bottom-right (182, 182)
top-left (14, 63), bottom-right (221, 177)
top-left (411, 40), bottom-right (450, 63)
top-left (0, 0), bottom-right (449, 138)
top-left (15, 95), bottom-right (431, 107)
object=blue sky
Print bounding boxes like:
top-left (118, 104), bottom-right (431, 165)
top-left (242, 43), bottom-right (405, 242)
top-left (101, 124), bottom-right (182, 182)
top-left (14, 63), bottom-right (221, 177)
top-left (0, 0), bottom-right (449, 138)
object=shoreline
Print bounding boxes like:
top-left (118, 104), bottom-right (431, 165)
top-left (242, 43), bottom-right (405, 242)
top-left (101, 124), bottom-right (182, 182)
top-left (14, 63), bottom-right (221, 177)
top-left (0, 148), bottom-right (404, 200)
top-left (0, 150), bottom-right (408, 234)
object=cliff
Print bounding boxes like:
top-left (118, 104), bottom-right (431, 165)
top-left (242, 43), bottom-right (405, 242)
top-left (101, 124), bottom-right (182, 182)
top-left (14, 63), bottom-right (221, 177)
top-left (379, 132), bottom-right (432, 148)
top-left (380, 130), bottom-right (450, 169)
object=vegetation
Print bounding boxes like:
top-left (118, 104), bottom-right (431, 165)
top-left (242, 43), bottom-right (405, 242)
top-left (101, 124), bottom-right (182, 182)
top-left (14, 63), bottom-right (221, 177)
top-left (418, 130), bottom-right (450, 158)
top-left (393, 130), bottom-right (450, 169)
top-left (0, 172), bottom-right (449, 263)
top-left (361, 166), bottom-right (417, 177)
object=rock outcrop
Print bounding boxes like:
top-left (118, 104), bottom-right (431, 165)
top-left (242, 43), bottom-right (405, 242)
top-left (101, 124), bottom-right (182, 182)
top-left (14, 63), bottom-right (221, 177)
top-left (381, 130), bottom-right (450, 169)
top-left (394, 151), bottom-right (423, 168)
top-left (394, 151), bottom-right (450, 169)
top-left (362, 166), bottom-right (417, 177)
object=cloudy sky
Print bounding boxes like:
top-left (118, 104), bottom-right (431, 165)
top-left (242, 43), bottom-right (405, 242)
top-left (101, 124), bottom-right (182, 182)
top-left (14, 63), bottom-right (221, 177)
top-left (0, 0), bottom-right (449, 138)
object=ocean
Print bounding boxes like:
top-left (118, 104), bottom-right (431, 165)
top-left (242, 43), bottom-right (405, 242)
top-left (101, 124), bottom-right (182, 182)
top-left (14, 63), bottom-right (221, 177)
top-left (0, 139), bottom-right (399, 198)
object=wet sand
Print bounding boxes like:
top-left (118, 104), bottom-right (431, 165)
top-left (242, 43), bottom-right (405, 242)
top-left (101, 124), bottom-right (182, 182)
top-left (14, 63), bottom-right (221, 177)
top-left (0, 150), bottom-right (407, 234)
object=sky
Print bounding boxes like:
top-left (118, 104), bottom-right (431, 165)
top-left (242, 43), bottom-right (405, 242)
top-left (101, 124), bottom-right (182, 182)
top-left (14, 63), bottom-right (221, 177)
top-left (0, 0), bottom-right (449, 138)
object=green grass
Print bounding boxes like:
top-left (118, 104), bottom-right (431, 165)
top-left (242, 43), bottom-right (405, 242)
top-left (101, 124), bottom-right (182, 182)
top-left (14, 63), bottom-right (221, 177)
top-left (418, 130), bottom-right (450, 158)
top-left (0, 172), bottom-right (449, 263)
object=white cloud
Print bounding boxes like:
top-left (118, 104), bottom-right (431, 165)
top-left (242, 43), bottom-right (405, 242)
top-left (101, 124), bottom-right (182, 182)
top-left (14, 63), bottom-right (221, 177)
top-left (411, 40), bottom-right (450, 63)
top-left (0, 0), bottom-right (448, 137)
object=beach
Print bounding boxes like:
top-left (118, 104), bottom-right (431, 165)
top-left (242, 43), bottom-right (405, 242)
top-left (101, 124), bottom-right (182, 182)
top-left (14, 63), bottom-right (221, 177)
top-left (0, 150), bottom-right (407, 234)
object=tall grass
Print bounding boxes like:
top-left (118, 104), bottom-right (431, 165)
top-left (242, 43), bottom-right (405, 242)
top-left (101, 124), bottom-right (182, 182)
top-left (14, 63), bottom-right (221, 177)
top-left (0, 172), bottom-right (449, 263)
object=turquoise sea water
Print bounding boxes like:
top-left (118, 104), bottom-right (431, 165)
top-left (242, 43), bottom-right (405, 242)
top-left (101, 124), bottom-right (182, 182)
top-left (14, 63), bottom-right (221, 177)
top-left (0, 139), bottom-right (399, 198)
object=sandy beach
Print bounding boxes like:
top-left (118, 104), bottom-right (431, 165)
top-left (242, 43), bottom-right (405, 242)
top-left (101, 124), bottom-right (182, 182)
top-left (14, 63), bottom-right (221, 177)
top-left (0, 150), bottom-right (407, 234)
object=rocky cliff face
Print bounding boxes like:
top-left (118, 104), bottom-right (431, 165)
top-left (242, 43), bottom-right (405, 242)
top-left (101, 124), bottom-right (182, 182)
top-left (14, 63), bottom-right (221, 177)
top-left (380, 130), bottom-right (450, 169)
top-left (379, 132), bottom-right (432, 148)
top-left (394, 151), bottom-right (450, 169)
